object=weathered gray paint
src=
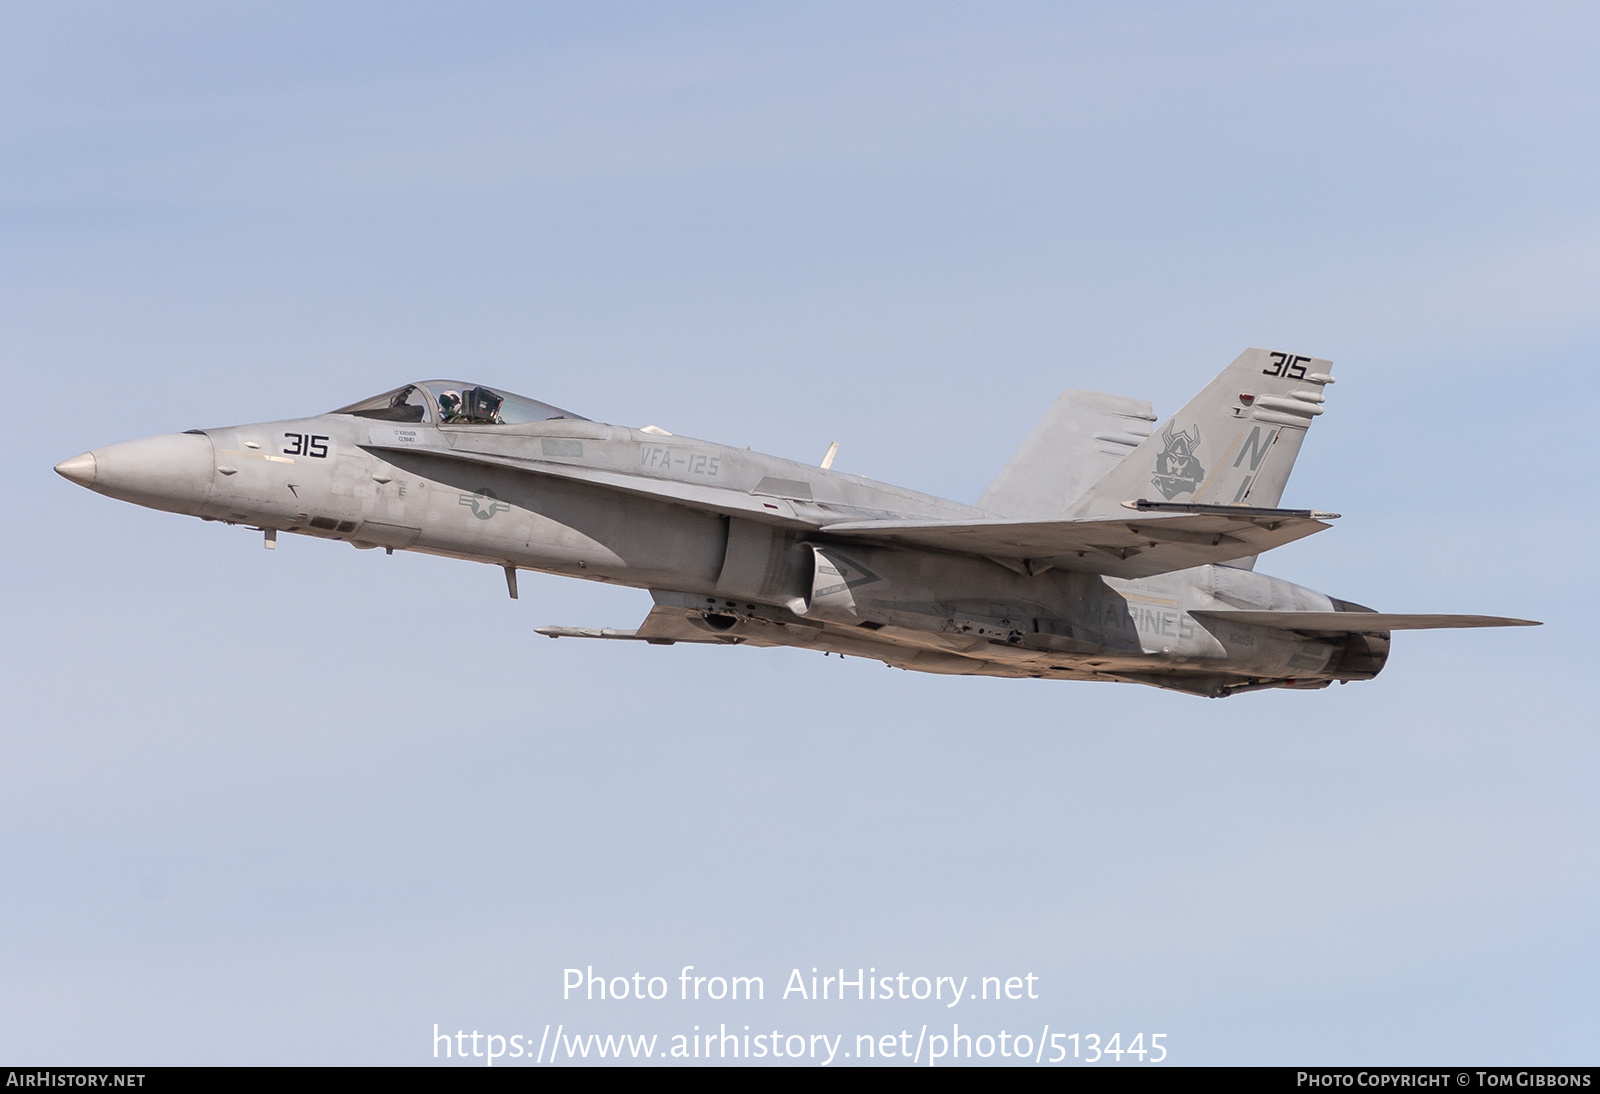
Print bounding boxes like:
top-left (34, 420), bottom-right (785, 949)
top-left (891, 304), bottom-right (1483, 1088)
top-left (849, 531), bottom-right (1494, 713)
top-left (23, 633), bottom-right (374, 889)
top-left (55, 352), bottom-right (1538, 698)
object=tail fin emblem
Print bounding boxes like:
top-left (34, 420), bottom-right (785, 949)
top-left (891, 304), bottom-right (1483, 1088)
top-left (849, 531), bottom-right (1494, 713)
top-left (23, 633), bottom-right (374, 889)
top-left (1151, 422), bottom-right (1204, 500)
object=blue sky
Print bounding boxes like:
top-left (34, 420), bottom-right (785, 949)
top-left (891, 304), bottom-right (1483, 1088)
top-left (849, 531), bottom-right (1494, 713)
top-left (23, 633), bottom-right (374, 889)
top-left (1, 2), bottom-right (1596, 1065)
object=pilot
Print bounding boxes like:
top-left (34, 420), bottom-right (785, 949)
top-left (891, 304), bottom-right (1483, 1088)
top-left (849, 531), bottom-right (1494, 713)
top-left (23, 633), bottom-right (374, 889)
top-left (438, 390), bottom-right (462, 422)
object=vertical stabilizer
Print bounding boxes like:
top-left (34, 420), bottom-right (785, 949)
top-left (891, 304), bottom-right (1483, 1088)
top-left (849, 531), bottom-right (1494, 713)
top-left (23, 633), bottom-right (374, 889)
top-left (978, 390), bottom-right (1155, 517)
top-left (1065, 348), bottom-right (1333, 520)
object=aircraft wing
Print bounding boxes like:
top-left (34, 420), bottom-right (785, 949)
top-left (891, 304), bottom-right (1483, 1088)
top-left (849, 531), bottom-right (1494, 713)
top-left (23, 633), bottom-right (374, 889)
top-left (1190, 610), bottom-right (1541, 633)
top-left (819, 504), bottom-right (1335, 578)
top-left (536, 597), bottom-right (1040, 676)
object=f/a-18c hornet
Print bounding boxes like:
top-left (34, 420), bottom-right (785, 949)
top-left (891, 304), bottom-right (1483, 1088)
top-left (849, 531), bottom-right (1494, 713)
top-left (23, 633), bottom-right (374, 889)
top-left (56, 349), bottom-right (1537, 697)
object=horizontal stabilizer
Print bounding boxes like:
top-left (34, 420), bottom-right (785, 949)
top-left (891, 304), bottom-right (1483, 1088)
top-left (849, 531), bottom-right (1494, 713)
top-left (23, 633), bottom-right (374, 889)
top-left (820, 510), bottom-right (1333, 579)
top-left (1191, 610), bottom-right (1541, 633)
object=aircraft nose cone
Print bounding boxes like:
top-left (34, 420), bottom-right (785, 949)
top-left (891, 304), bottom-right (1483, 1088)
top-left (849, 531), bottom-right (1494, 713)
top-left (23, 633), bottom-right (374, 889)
top-left (69, 432), bottom-right (216, 516)
top-left (55, 452), bottom-right (97, 487)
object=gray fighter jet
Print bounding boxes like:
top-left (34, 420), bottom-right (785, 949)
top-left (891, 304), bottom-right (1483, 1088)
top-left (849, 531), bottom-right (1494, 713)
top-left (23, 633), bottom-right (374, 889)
top-left (55, 349), bottom-right (1537, 697)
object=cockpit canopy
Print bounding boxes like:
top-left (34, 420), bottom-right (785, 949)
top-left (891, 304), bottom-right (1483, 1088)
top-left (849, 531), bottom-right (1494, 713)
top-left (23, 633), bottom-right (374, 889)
top-left (333, 382), bottom-right (587, 426)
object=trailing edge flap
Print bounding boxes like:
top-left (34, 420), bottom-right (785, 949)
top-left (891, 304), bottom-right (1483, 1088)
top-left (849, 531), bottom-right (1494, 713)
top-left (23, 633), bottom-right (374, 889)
top-left (1190, 610), bottom-right (1541, 633)
top-left (361, 439), bottom-right (814, 527)
top-left (819, 510), bottom-right (1332, 579)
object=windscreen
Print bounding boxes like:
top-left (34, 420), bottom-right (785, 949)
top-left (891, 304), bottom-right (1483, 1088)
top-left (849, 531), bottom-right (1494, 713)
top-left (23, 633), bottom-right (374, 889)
top-left (333, 384), bottom-right (432, 423)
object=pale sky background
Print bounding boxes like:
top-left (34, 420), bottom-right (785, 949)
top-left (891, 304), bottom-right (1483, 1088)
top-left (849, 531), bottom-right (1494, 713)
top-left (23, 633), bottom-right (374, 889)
top-left (1, 1), bottom-right (1596, 1066)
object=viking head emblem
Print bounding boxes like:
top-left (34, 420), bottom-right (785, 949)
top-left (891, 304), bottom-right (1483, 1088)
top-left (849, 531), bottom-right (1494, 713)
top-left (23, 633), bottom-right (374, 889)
top-left (1151, 421), bottom-right (1204, 500)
